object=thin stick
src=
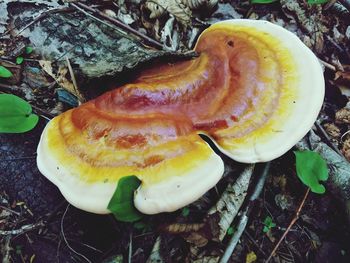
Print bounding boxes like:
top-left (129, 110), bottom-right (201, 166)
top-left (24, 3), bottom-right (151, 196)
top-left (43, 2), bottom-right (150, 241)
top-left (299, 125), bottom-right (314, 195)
top-left (61, 204), bottom-right (92, 263)
top-left (73, 2), bottom-right (164, 50)
top-left (219, 213), bottom-right (248, 263)
top-left (1, 236), bottom-right (11, 263)
top-left (244, 230), bottom-right (268, 257)
top-left (65, 56), bottom-right (84, 103)
top-left (324, 0), bottom-right (338, 10)
top-left (219, 162), bottom-right (271, 263)
top-left (128, 232), bottom-right (133, 263)
top-left (339, 0), bottom-right (350, 11)
top-left (0, 205), bottom-right (21, 216)
top-left (315, 121), bottom-right (344, 157)
top-left (266, 188), bottom-right (310, 262)
top-left (318, 58), bottom-right (337, 72)
top-left (0, 221), bottom-right (44, 236)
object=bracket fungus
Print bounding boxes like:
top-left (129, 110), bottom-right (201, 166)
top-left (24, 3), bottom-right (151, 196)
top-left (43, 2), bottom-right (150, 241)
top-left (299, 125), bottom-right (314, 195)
top-left (37, 20), bottom-right (324, 215)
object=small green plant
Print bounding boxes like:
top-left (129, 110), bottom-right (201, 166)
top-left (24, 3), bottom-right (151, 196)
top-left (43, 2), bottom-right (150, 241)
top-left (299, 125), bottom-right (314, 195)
top-left (0, 94), bottom-right (39, 133)
top-left (294, 151), bottom-right (328, 194)
top-left (0, 66), bottom-right (13, 78)
top-left (227, 226), bottom-right (235, 235)
top-left (307, 0), bottom-right (329, 4)
top-left (181, 207), bottom-right (190, 217)
top-left (107, 175), bottom-right (143, 222)
top-left (16, 56), bottom-right (24, 65)
top-left (133, 221), bottom-right (154, 233)
top-left (25, 46), bottom-right (33, 54)
top-left (263, 216), bottom-right (276, 233)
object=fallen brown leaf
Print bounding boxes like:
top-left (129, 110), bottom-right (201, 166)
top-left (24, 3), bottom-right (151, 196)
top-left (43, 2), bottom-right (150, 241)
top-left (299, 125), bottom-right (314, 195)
top-left (335, 107), bottom-right (350, 124)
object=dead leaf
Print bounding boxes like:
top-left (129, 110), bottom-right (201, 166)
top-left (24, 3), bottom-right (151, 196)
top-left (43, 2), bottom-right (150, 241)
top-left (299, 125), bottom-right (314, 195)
top-left (145, 0), bottom-right (192, 26)
top-left (161, 16), bottom-right (179, 51)
top-left (275, 194), bottom-right (294, 211)
top-left (186, 232), bottom-right (209, 247)
top-left (39, 60), bottom-right (85, 102)
top-left (163, 222), bottom-right (205, 233)
top-left (342, 137), bottom-right (350, 162)
top-left (272, 174), bottom-right (288, 192)
top-left (335, 108), bottom-right (350, 124)
top-left (335, 70), bottom-right (350, 86)
top-left (182, 0), bottom-right (218, 10)
top-left (246, 251), bottom-right (257, 263)
top-left (323, 123), bottom-right (341, 139)
top-left (281, 0), bottom-right (328, 54)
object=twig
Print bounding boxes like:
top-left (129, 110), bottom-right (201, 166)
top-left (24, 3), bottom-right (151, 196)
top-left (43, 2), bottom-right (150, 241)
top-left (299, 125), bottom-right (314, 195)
top-left (72, 2), bottom-right (164, 50)
top-left (219, 213), bottom-right (248, 263)
top-left (66, 238), bottom-right (103, 253)
top-left (318, 58), bottom-right (337, 72)
top-left (339, 0), bottom-right (350, 11)
top-left (219, 162), bottom-right (271, 263)
top-left (61, 204), bottom-right (92, 263)
top-left (0, 221), bottom-right (44, 236)
top-left (128, 232), bottom-right (133, 263)
top-left (324, 0), bottom-right (338, 10)
top-left (65, 57), bottom-right (84, 103)
top-left (0, 205), bottom-right (21, 216)
top-left (266, 188), bottom-right (310, 262)
top-left (243, 230), bottom-right (268, 257)
top-left (315, 121), bottom-right (344, 157)
top-left (1, 236), bottom-right (11, 263)
top-left (341, 130), bottom-right (350, 142)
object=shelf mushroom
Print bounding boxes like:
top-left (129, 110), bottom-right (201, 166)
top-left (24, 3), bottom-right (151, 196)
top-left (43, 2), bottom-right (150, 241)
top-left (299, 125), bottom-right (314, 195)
top-left (37, 19), bottom-right (324, 215)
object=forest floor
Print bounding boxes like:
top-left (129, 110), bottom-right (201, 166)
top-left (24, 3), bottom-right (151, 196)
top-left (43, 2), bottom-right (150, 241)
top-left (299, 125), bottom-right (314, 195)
top-left (1, 1), bottom-right (350, 262)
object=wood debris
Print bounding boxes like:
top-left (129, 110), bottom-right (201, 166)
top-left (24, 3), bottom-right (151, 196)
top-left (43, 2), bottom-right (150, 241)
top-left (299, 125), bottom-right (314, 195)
top-left (207, 164), bottom-right (255, 241)
top-left (280, 0), bottom-right (328, 54)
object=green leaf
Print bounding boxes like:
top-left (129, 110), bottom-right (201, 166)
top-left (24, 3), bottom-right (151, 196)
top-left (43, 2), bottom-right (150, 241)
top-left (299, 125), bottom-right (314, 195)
top-left (107, 175), bottom-right (143, 222)
top-left (0, 66), bottom-right (13, 78)
top-left (0, 94), bottom-right (39, 133)
top-left (227, 227), bottom-right (235, 235)
top-left (181, 207), bottom-right (190, 217)
top-left (25, 46), bottom-right (33, 54)
top-left (307, 0), bottom-right (328, 4)
top-left (16, 56), bottom-right (24, 65)
top-left (251, 0), bottom-right (279, 4)
top-left (263, 216), bottom-right (276, 233)
top-left (294, 151), bottom-right (329, 194)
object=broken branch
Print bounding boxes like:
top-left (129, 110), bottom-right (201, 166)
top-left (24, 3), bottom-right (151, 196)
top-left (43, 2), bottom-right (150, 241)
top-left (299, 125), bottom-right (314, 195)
top-left (219, 162), bottom-right (271, 263)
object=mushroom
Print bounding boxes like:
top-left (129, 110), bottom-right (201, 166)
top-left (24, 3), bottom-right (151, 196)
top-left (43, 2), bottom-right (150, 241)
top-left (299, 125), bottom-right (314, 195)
top-left (37, 19), bottom-right (324, 215)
